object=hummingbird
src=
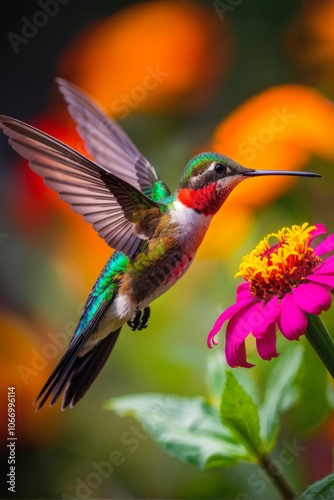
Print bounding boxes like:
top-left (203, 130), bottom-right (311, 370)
top-left (0, 79), bottom-right (321, 410)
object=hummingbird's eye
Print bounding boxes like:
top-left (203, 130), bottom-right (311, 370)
top-left (214, 163), bottom-right (226, 174)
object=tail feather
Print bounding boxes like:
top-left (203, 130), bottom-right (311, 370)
top-left (34, 300), bottom-right (118, 410)
top-left (34, 331), bottom-right (91, 410)
top-left (34, 329), bottom-right (121, 410)
top-left (61, 328), bottom-right (121, 410)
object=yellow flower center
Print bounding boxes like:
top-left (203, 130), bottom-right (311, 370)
top-left (236, 223), bottom-right (321, 300)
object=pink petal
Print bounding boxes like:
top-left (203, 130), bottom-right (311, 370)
top-left (236, 281), bottom-right (252, 302)
top-left (207, 297), bottom-right (255, 348)
top-left (225, 301), bottom-right (259, 368)
top-left (225, 334), bottom-right (254, 369)
top-left (314, 255), bottom-right (334, 275)
top-left (292, 283), bottom-right (331, 315)
top-left (251, 296), bottom-right (281, 338)
top-left (256, 322), bottom-right (279, 361)
top-left (277, 293), bottom-right (307, 341)
top-left (313, 233), bottom-right (334, 256)
top-left (308, 274), bottom-right (334, 289)
top-left (309, 223), bottom-right (327, 244)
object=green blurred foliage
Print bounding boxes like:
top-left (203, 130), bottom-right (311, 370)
top-left (106, 346), bottom-right (318, 498)
top-left (299, 472), bottom-right (334, 499)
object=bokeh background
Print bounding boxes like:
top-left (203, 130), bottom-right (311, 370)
top-left (1, 0), bottom-right (334, 498)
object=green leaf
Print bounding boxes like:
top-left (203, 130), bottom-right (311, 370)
top-left (260, 344), bottom-right (303, 449)
top-left (298, 472), bottom-right (334, 499)
top-left (206, 352), bottom-right (260, 407)
top-left (104, 393), bottom-right (250, 469)
top-left (221, 371), bottom-right (263, 457)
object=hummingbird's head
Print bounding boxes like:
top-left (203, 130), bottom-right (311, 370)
top-left (179, 152), bottom-right (248, 191)
top-left (176, 151), bottom-right (320, 216)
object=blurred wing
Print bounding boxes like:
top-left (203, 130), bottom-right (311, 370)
top-left (0, 115), bottom-right (165, 258)
top-left (56, 78), bottom-right (171, 199)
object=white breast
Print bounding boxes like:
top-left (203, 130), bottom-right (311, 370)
top-left (170, 200), bottom-right (213, 251)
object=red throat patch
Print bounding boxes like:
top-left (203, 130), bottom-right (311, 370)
top-left (178, 183), bottom-right (223, 216)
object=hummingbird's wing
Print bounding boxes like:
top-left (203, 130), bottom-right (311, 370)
top-left (0, 115), bottom-right (167, 258)
top-left (56, 78), bottom-right (171, 199)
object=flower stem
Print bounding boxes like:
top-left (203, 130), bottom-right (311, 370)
top-left (305, 314), bottom-right (334, 380)
top-left (259, 454), bottom-right (297, 499)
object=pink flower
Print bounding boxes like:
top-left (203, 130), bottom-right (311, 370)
top-left (208, 223), bottom-right (334, 368)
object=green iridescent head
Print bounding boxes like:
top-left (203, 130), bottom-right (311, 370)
top-left (177, 151), bottom-right (321, 195)
top-left (178, 152), bottom-right (249, 190)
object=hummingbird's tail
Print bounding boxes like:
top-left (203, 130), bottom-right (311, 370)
top-left (34, 328), bottom-right (121, 411)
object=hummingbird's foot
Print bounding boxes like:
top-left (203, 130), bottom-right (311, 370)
top-left (127, 307), bottom-right (150, 331)
top-left (139, 306), bottom-right (150, 330)
top-left (127, 309), bottom-right (141, 331)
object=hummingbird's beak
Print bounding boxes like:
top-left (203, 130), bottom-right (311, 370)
top-left (242, 169), bottom-right (321, 178)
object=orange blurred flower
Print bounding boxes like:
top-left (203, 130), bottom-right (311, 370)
top-left (198, 85), bottom-right (334, 258)
top-left (287, 0), bottom-right (334, 93)
top-left (0, 311), bottom-right (61, 447)
top-left (213, 85), bottom-right (334, 206)
top-left (58, 0), bottom-right (232, 117)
